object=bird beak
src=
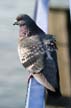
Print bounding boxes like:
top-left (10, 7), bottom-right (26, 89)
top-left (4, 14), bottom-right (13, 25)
top-left (13, 20), bottom-right (26, 26)
top-left (13, 21), bottom-right (19, 25)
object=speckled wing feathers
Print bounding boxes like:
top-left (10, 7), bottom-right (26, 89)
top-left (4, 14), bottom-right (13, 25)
top-left (18, 35), bottom-right (45, 73)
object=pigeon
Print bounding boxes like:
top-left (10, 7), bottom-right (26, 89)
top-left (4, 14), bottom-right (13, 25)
top-left (13, 14), bottom-right (59, 92)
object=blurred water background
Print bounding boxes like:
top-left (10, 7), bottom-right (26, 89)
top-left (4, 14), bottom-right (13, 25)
top-left (0, 0), bottom-right (71, 108)
top-left (0, 0), bottom-right (35, 108)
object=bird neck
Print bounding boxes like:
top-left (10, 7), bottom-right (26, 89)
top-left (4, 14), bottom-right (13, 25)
top-left (19, 26), bottom-right (30, 38)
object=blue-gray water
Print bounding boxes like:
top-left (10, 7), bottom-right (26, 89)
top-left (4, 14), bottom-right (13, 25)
top-left (0, 0), bottom-right (35, 108)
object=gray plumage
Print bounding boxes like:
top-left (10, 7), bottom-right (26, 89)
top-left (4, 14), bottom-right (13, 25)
top-left (14, 14), bottom-right (59, 91)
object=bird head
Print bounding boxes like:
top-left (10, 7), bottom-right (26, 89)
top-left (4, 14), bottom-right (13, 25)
top-left (13, 14), bottom-right (36, 29)
top-left (13, 14), bottom-right (40, 36)
top-left (13, 14), bottom-right (30, 26)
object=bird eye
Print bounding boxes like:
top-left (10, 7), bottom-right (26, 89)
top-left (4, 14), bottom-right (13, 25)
top-left (20, 23), bottom-right (26, 27)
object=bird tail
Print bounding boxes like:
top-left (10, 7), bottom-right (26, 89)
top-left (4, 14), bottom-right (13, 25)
top-left (32, 73), bottom-right (55, 92)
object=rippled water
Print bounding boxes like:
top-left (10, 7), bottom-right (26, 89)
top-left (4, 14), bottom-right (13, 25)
top-left (0, 0), bottom-right (35, 107)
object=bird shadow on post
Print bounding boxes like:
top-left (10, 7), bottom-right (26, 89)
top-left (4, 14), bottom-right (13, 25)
top-left (46, 92), bottom-right (71, 107)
